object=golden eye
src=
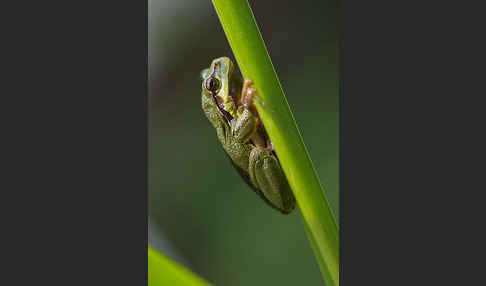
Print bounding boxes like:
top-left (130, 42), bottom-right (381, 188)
top-left (205, 77), bottom-right (220, 93)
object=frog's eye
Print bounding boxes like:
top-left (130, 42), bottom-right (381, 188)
top-left (205, 77), bottom-right (220, 93)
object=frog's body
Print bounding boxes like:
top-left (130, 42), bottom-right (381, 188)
top-left (201, 57), bottom-right (295, 214)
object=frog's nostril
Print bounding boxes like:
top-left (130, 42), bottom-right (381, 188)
top-left (200, 68), bottom-right (210, 80)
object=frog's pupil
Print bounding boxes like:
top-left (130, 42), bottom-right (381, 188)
top-left (206, 77), bottom-right (220, 93)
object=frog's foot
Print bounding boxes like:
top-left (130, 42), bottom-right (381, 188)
top-left (241, 79), bottom-right (258, 114)
top-left (266, 139), bottom-right (275, 152)
top-left (248, 147), bottom-right (296, 214)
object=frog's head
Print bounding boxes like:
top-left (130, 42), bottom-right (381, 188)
top-left (201, 57), bottom-right (236, 119)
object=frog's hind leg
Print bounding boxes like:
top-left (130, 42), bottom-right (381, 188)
top-left (248, 147), bottom-right (296, 214)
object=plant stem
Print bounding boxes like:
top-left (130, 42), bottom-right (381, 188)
top-left (211, 1), bottom-right (339, 285)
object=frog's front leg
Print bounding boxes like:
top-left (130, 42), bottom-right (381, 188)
top-left (248, 147), bottom-right (296, 214)
top-left (241, 79), bottom-right (258, 115)
top-left (231, 79), bottom-right (266, 146)
top-left (231, 107), bottom-right (259, 144)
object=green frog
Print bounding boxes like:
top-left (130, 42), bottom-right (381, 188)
top-left (200, 57), bottom-right (296, 214)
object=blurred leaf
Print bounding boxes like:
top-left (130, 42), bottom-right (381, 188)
top-left (148, 245), bottom-right (212, 286)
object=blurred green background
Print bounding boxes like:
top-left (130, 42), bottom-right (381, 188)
top-left (148, 1), bottom-right (338, 285)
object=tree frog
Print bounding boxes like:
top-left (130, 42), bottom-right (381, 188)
top-left (200, 57), bottom-right (296, 214)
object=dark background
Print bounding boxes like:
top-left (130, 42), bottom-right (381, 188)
top-left (4, 0), bottom-right (480, 285)
top-left (149, 0), bottom-right (339, 285)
